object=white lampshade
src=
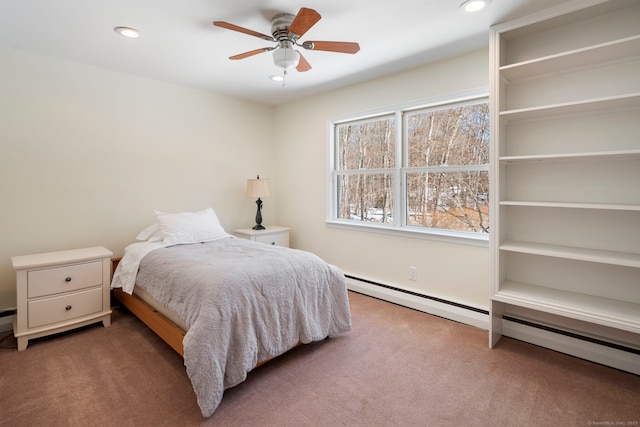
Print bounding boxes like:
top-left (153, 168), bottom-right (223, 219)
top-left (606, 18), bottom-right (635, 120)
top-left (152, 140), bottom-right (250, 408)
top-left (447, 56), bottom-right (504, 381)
top-left (273, 48), bottom-right (300, 70)
top-left (246, 177), bottom-right (272, 198)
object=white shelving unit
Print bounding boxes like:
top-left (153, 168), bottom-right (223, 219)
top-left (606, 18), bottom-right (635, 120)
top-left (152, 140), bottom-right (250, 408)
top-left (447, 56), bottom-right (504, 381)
top-left (489, 0), bottom-right (640, 360)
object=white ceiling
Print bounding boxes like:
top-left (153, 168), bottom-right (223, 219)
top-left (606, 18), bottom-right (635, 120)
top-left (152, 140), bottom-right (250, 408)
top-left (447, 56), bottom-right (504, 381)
top-left (0, 0), bottom-right (573, 105)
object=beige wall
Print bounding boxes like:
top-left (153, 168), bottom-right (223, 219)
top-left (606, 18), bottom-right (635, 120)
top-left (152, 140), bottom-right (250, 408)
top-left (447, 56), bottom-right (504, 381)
top-left (273, 48), bottom-right (491, 309)
top-left (0, 46), bottom-right (490, 312)
top-left (0, 48), bottom-right (275, 307)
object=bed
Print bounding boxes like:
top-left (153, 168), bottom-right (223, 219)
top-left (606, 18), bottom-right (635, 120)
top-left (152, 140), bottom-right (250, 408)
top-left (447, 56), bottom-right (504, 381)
top-left (110, 208), bottom-right (352, 417)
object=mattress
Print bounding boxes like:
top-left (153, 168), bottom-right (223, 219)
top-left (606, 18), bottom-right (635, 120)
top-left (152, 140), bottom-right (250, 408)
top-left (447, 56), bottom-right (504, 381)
top-left (133, 285), bottom-right (188, 331)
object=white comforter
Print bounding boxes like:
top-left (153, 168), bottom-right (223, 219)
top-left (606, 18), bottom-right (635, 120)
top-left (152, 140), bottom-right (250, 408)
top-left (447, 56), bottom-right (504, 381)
top-left (111, 237), bottom-right (352, 417)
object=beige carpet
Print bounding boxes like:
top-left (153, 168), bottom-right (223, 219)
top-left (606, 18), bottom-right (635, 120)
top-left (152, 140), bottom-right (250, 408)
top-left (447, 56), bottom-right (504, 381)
top-left (1, 291), bottom-right (638, 426)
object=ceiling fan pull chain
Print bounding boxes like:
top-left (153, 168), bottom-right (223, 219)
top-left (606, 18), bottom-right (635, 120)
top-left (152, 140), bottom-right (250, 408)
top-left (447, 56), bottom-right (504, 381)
top-left (282, 48), bottom-right (288, 87)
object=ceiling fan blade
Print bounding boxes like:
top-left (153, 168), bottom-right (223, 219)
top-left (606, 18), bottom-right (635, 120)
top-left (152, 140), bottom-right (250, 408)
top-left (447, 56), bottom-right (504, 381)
top-left (302, 41), bottom-right (360, 54)
top-left (296, 52), bottom-right (312, 72)
top-left (229, 47), bottom-right (274, 60)
top-left (213, 21), bottom-right (275, 41)
top-left (287, 8), bottom-right (321, 39)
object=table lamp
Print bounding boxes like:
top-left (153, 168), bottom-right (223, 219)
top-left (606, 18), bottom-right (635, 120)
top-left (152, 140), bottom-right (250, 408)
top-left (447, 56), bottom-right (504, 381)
top-left (245, 175), bottom-right (272, 230)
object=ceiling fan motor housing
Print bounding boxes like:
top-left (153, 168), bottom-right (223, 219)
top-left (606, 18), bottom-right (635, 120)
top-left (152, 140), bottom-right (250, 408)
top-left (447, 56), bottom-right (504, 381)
top-left (271, 13), bottom-right (296, 48)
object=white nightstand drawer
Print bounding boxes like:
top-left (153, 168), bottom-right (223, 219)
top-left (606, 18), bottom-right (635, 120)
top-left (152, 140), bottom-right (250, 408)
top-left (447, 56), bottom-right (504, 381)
top-left (234, 226), bottom-right (290, 248)
top-left (27, 261), bottom-right (103, 299)
top-left (28, 287), bottom-right (103, 329)
top-left (254, 233), bottom-right (289, 247)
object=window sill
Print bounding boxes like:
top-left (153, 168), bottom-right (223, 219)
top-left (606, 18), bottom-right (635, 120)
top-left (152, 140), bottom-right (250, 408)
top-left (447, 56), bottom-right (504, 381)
top-left (326, 220), bottom-right (489, 247)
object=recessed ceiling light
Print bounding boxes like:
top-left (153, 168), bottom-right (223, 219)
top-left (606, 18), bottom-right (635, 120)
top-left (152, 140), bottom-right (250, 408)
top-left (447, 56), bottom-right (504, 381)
top-left (269, 75), bottom-right (284, 82)
top-left (459, 0), bottom-right (490, 13)
top-left (114, 27), bottom-right (140, 38)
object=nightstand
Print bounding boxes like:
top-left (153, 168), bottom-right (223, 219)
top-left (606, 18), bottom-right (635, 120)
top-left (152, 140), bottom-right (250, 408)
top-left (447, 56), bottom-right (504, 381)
top-left (11, 246), bottom-right (113, 351)
top-left (233, 226), bottom-right (290, 247)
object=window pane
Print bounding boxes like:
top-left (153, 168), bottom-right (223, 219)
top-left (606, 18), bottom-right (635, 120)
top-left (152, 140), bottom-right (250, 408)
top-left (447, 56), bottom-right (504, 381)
top-left (406, 171), bottom-right (489, 233)
top-left (407, 103), bottom-right (489, 167)
top-left (337, 117), bottom-right (396, 170)
top-left (336, 173), bottom-right (393, 223)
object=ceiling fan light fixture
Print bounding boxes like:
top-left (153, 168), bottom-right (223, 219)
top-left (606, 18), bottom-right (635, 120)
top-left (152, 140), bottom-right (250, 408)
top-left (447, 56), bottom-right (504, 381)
top-left (215, 7), bottom-right (359, 77)
top-left (272, 47), bottom-right (300, 70)
top-left (114, 26), bottom-right (140, 38)
top-left (459, 0), bottom-right (490, 13)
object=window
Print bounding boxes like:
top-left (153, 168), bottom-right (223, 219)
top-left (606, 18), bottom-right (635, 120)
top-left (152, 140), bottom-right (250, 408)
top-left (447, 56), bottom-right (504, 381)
top-left (329, 92), bottom-right (489, 240)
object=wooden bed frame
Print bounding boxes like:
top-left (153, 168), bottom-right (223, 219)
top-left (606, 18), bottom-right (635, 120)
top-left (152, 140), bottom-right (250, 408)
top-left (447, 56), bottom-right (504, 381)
top-left (111, 257), bottom-right (296, 366)
top-left (111, 257), bottom-right (185, 355)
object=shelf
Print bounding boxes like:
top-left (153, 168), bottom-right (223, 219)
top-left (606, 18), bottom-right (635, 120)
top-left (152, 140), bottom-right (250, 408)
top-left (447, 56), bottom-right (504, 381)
top-left (493, 281), bottom-right (640, 334)
top-left (500, 35), bottom-right (640, 81)
top-left (500, 93), bottom-right (640, 123)
top-left (498, 0), bottom-right (640, 42)
top-left (500, 241), bottom-right (640, 268)
top-left (500, 149), bottom-right (640, 163)
top-left (499, 201), bottom-right (640, 211)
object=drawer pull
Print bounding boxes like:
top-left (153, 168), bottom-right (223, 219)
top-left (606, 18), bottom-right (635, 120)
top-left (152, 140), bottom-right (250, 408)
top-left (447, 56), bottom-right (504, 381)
top-left (65, 277), bottom-right (72, 282)
top-left (271, 242), bottom-right (275, 245)
top-left (65, 305), bottom-right (72, 311)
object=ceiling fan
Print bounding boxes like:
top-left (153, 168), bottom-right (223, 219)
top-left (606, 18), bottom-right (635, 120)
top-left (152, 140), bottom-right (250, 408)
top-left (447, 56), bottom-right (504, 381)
top-left (213, 7), bottom-right (360, 75)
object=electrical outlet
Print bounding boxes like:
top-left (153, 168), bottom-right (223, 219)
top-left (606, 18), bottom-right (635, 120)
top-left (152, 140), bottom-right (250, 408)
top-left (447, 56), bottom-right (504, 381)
top-left (409, 266), bottom-right (417, 281)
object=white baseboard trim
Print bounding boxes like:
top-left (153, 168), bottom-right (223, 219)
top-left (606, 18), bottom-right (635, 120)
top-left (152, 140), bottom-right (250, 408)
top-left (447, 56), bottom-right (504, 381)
top-left (0, 315), bottom-right (14, 334)
top-left (347, 276), bottom-right (640, 376)
top-left (346, 277), bottom-right (488, 330)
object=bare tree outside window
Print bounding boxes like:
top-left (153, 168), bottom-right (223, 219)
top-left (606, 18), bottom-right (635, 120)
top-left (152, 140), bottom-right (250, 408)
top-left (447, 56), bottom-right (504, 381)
top-left (406, 103), bottom-right (489, 233)
top-left (336, 117), bottom-right (395, 223)
top-left (331, 97), bottom-right (489, 237)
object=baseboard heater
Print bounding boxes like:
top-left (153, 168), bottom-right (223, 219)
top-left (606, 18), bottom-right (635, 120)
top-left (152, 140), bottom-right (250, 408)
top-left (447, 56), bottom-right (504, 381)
top-left (503, 315), bottom-right (640, 356)
top-left (0, 309), bottom-right (17, 318)
top-left (345, 274), bottom-right (488, 330)
top-left (346, 274), bottom-right (488, 315)
top-left (346, 275), bottom-right (640, 358)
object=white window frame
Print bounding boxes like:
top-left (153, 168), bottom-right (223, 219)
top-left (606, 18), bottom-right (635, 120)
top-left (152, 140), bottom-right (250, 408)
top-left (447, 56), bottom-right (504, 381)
top-left (327, 87), bottom-right (489, 247)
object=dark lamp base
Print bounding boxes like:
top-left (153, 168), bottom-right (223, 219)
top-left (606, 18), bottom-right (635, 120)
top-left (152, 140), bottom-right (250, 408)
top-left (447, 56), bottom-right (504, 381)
top-left (252, 198), bottom-right (265, 231)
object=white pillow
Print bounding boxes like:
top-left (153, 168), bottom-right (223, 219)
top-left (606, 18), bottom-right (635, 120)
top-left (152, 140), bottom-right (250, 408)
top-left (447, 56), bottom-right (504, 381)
top-left (154, 207), bottom-right (229, 246)
top-left (136, 223), bottom-right (162, 242)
